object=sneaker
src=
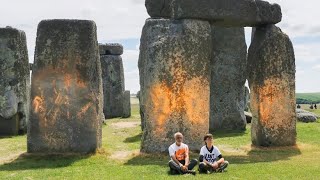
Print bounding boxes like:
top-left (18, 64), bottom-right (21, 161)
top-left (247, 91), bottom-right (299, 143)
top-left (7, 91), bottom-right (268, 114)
top-left (217, 161), bottom-right (229, 172)
top-left (186, 170), bottom-right (196, 175)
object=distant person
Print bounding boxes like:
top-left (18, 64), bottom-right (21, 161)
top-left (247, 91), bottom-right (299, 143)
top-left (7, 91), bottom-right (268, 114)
top-left (199, 134), bottom-right (229, 174)
top-left (168, 132), bottom-right (197, 175)
top-left (310, 104), bottom-right (314, 109)
top-left (315, 104), bottom-right (318, 109)
top-left (297, 104), bottom-right (301, 109)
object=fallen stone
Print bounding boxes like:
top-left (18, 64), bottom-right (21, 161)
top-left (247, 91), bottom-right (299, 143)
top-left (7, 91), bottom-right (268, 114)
top-left (296, 109), bottom-right (319, 123)
top-left (99, 43), bottom-right (123, 55)
top-left (248, 24), bottom-right (296, 147)
top-left (171, 0), bottom-right (282, 27)
top-left (28, 19), bottom-right (103, 153)
top-left (100, 55), bottom-right (125, 119)
top-left (210, 26), bottom-right (247, 131)
top-left (122, 90), bottom-right (131, 118)
top-left (0, 27), bottom-right (30, 136)
top-left (139, 18), bottom-right (212, 152)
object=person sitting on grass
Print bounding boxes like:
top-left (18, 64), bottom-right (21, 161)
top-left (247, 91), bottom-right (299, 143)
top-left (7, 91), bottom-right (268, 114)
top-left (168, 132), bottom-right (198, 175)
top-left (199, 134), bottom-right (229, 173)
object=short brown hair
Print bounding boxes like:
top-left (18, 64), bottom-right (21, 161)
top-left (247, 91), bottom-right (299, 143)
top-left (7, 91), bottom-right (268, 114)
top-left (203, 134), bottom-right (213, 141)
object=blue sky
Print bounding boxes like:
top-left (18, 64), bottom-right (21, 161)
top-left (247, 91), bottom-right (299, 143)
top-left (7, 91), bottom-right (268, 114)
top-left (0, 0), bottom-right (319, 93)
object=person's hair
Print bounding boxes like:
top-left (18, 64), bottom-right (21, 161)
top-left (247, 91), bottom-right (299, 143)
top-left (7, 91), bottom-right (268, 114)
top-left (174, 132), bottom-right (183, 139)
top-left (203, 134), bottom-right (213, 145)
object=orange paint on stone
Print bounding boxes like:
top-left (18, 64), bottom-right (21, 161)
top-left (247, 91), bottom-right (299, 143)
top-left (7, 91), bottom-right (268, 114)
top-left (255, 77), bottom-right (292, 129)
top-left (33, 96), bottom-right (44, 113)
top-left (64, 74), bottom-right (72, 90)
top-left (149, 77), bottom-right (209, 133)
top-left (77, 102), bottom-right (93, 118)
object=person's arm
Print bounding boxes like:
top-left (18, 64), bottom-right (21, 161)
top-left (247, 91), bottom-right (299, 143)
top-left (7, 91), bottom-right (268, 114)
top-left (199, 147), bottom-right (212, 166)
top-left (169, 147), bottom-right (184, 168)
top-left (217, 154), bottom-right (225, 164)
top-left (171, 155), bottom-right (184, 168)
top-left (184, 146), bottom-right (190, 167)
top-left (215, 147), bottom-right (225, 165)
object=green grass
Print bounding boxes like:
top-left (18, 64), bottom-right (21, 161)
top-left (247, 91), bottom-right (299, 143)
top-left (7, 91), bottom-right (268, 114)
top-left (0, 98), bottom-right (320, 179)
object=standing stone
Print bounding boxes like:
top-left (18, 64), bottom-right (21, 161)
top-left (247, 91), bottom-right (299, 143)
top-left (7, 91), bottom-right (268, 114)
top-left (171, 0), bottom-right (282, 27)
top-left (122, 90), bottom-right (131, 118)
top-left (139, 19), bottom-right (212, 152)
top-left (0, 27), bottom-right (30, 135)
top-left (248, 24), bottom-right (296, 146)
top-left (28, 20), bottom-right (103, 153)
top-left (100, 55), bottom-right (125, 119)
top-left (210, 26), bottom-right (247, 131)
top-left (99, 43), bottom-right (123, 55)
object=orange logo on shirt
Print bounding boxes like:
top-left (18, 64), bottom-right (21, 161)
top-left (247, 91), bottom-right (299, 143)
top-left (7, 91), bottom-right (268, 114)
top-left (175, 148), bottom-right (186, 161)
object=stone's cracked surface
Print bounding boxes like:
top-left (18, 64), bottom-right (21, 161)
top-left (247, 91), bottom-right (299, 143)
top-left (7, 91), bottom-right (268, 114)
top-left (99, 43), bottom-right (123, 55)
top-left (146, 0), bottom-right (282, 27)
top-left (248, 24), bottom-right (296, 146)
top-left (139, 18), bottom-right (212, 153)
top-left (210, 26), bottom-right (247, 131)
top-left (100, 55), bottom-right (125, 119)
top-left (0, 27), bottom-right (30, 136)
top-left (28, 19), bottom-right (103, 153)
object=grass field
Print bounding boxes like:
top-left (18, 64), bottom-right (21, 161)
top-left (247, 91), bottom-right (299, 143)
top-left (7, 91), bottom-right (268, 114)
top-left (0, 98), bottom-right (320, 179)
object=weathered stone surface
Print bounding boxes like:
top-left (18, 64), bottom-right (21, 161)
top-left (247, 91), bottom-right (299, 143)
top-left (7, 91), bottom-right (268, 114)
top-left (248, 24), bottom-right (296, 146)
top-left (171, 0), bottom-right (282, 27)
top-left (99, 43), bottom-right (123, 55)
top-left (145, 0), bottom-right (172, 18)
top-left (122, 90), bottom-right (131, 118)
top-left (137, 90), bottom-right (146, 130)
top-left (139, 18), bottom-right (212, 152)
top-left (0, 27), bottom-right (30, 135)
top-left (28, 19), bottom-right (103, 153)
top-left (210, 26), bottom-right (247, 132)
top-left (244, 86), bottom-right (250, 111)
top-left (100, 55), bottom-right (125, 119)
top-left (296, 109), bottom-right (319, 123)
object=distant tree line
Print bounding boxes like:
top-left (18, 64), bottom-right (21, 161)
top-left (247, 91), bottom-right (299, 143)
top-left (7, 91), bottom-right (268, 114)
top-left (296, 98), bottom-right (320, 104)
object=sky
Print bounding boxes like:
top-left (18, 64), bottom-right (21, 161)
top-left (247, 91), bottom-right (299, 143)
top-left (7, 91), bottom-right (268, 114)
top-left (0, 0), bottom-right (319, 93)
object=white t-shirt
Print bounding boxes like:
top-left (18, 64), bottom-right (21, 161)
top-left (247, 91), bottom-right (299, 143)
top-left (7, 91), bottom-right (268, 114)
top-left (168, 143), bottom-right (189, 161)
top-left (199, 145), bottom-right (222, 163)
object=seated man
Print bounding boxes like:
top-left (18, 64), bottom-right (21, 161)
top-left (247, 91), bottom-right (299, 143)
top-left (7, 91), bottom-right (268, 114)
top-left (199, 134), bottom-right (229, 173)
top-left (168, 132), bottom-right (198, 175)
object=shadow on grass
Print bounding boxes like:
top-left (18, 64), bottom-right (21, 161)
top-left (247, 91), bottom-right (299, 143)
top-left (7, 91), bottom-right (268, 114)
top-left (225, 145), bottom-right (302, 164)
top-left (210, 129), bottom-right (248, 140)
top-left (124, 133), bottom-right (142, 143)
top-left (124, 145), bottom-right (301, 166)
top-left (0, 153), bottom-right (91, 171)
top-left (124, 153), bottom-right (168, 167)
top-left (0, 134), bottom-right (25, 139)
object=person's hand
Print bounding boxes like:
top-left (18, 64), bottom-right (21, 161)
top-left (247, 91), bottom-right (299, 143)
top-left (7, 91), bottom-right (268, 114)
top-left (212, 162), bottom-right (219, 169)
top-left (181, 165), bottom-right (188, 172)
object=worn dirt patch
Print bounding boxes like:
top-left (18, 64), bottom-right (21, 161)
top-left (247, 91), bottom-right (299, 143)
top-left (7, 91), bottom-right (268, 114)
top-left (111, 122), bottom-right (140, 129)
top-left (110, 150), bottom-right (139, 160)
top-left (0, 151), bottom-right (24, 164)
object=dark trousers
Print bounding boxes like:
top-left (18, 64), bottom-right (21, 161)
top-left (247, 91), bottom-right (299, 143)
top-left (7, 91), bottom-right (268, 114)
top-left (168, 159), bottom-right (198, 174)
top-left (198, 162), bottom-right (213, 173)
